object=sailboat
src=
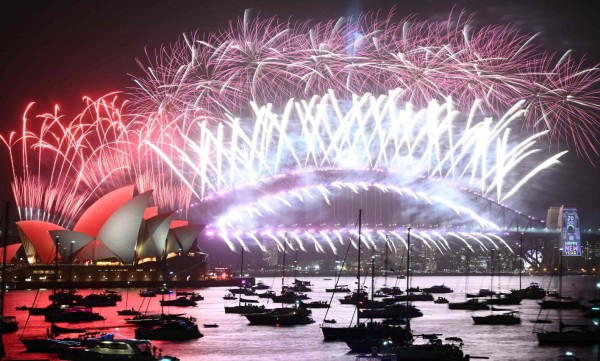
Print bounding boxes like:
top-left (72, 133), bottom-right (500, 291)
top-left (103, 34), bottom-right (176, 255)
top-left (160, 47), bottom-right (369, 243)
top-left (20, 235), bottom-right (94, 352)
top-left (224, 247), bottom-right (269, 314)
top-left (321, 210), bottom-right (411, 342)
top-left (472, 250), bottom-right (521, 325)
top-left (472, 310), bottom-right (521, 325)
top-left (134, 236), bottom-right (202, 341)
top-left (347, 227), bottom-right (472, 361)
top-left (357, 257), bottom-right (423, 319)
top-left (483, 250), bottom-right (522, 306)
top-left (244, 236), bottom-right (314, 326)
top-left (508, 235), bottom-right (546, 300)
top-left (535, 248), bottom-right (600, 344)
top-left (118, 281), bottom-right (141, 316)
top-left (448, 251), bottom-right (488, 311)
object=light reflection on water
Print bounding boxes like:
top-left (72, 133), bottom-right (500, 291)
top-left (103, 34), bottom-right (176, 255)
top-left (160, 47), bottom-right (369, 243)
top-left (2, 275), bottom-right (598, 361)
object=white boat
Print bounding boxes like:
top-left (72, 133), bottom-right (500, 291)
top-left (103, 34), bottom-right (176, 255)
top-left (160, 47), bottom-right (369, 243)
top-left (55, 335), bottom-right (180, 360)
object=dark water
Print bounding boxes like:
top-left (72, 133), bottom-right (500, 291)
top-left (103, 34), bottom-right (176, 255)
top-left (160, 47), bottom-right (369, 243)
top-left (2, 275), bottom-right (598, 361)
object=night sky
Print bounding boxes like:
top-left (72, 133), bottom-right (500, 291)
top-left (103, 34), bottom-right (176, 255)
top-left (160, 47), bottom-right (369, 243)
top-left (1, 1), bottom-right (600, 262)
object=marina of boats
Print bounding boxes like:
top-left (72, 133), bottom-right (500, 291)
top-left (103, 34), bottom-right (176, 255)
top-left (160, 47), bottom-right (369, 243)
top-left (0, 274), bottom-right (598, 360)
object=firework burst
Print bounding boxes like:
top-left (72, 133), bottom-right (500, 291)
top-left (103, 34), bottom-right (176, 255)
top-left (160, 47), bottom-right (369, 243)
top-left (131, 9), bottom-right (600, 160)
top-left (4, 9), bottom-right (600, 256)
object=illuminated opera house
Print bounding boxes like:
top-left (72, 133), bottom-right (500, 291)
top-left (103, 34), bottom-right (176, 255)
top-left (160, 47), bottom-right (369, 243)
top-left (5, 185), bottom-right (212, 289)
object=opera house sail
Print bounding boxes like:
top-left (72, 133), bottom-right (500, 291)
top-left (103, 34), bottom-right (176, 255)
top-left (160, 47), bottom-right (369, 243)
top-left (5, 185), bottom-right (212, 289)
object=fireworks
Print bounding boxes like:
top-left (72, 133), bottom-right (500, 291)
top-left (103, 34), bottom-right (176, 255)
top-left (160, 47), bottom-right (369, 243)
top-left (131, 10), bottom-right (600, 159)
top-left (3, 9), bottom-right (600, 256)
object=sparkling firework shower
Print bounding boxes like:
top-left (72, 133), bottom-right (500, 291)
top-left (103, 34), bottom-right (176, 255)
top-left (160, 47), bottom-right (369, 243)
top-left (127, 10), bottom-right (599, 253)
top-left (3, 9), bottom-right (600, 256)
top-left (131, 10), bottom-right (600, 159)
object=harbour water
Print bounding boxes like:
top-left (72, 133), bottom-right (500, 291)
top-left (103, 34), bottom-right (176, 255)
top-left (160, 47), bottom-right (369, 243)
top-left (2, 275), bottom-right (598, 361)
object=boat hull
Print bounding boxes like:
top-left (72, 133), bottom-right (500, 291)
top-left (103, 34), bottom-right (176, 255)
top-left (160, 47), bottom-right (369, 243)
top-left (135, 326), bottom-right (203, 341)
top-left (321, 324), bottom-right (411, 342)
top-left (536, 330), bottom-right (600, 344)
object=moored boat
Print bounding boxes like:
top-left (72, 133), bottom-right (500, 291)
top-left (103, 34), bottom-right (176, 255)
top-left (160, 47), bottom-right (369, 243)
top-left (358, 304), bottom-right (423, 319)
top-left (244, 307), bottom-right (314, 326)
top-left (135, 317), bottom-right (203, 341)
top-left (465, 289), bottom-right (496, 298)
top-left (472, 311), bottom-right (521, 325)
top-left (45, 305), bottom-right (105, 323)
top-left (117, 307), bottom-right (142, 316)
top-left (326, 285), bottom-right (351, 293)
top-left (321, 212), bottom-right (411, 343)
top-left (298, 300), bottom-right (329, 309)
top-left (54, 334), bottom-right (180, 360)
top-left (75, 292), bottom-right (120, 307)
top-left (0, 315), bottom-right (18, 333)
top-left (509, 281), bottom-right (546, 299)
top-left (448, 299), bottom-right (489, 311)
top-left (160, 296), bottom-right (197, 307)
top-left (224, 303), bottom-right (270, 314)
top-left (421, 284), bottom-right (453, 294)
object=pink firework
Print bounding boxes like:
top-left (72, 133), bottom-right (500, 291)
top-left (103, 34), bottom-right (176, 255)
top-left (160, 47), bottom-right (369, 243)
top-left (130, 9), bottom-right (600, 160)
top-left (1, 94), bottom-right (136, 225)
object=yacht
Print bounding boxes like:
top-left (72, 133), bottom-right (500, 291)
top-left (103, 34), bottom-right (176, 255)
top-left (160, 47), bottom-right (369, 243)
top-left (45, 305), bottom-right (105, 323)
top-left (448, 299), bottom-right (489, 311)
top-left (347, 334), bottom-right (468, 361)
top-left (160, 296), bottom-right (197, 307)
top-left (472, 311), bottom-right (521, 325)
top-left (421, 285), bottom-right (453, 294)
top-left (509, 281), bottom-right (546, 299)
top-left (326, 285), bottom-right (351, 293)
top-left (244, 307), bottom-right (314, 325)
top-left (55, 334), bottom-right (180, 361)
top-left (135, 317), bottom-right (203, 341)
top-left (358, 304), bottom-right (423, 319)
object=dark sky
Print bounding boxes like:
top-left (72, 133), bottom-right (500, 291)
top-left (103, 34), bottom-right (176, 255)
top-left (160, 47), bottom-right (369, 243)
top-left (1, 0), bottom-right (599, 234)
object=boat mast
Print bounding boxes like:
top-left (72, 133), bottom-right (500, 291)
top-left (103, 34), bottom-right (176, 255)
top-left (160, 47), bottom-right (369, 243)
top-left (370, 256), bottom-right (375, 303)
top-left (384, 235), bottom-right (389, 287)
top-left (558, 247), bottom-right (563, 331)
top-left (294, 250), bottom-right (298, 281)
top-left (282, 235), bottom-right (287, 308)
top-left (357, 210), bottom-right (362, 327)
top-left (370, 255), bottom-right (375, 324)
top-left (161, 235), bottom-right (168, 317)
top-left (52, 235), bottom-right (59, 335)
top-left (406, 226), bottom-right (411, 343)
top-left (238, 247), bottom-right (244, 307)
top-left (519, 233), bottom-right (523, 291)
top-left (490, 249), bottom-right (494, 294)
top-left (0, 202), bottom-right (10, 357)
top-left (125, 281), bottom-right (130, 310)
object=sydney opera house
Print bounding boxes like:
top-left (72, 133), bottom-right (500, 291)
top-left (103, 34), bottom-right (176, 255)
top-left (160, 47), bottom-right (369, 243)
top-left (2, 185), bottom-right (218, 289)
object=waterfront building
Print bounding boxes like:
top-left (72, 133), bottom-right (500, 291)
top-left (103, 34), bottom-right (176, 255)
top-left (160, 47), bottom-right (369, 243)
top-left (2, 185), bottom-right (211, 289)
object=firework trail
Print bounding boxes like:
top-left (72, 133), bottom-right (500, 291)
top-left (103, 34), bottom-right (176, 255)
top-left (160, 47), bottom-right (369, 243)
top-left (1, 94), bottom-right (135, 226)
top-left (131, 9), bottom-right (600, 160)
top-left (4, 9), bottom-right (600, 257)
top-left (125, 9), bottom-right (599, 254)
top-left (0, 94), bottom-right (192, 227)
